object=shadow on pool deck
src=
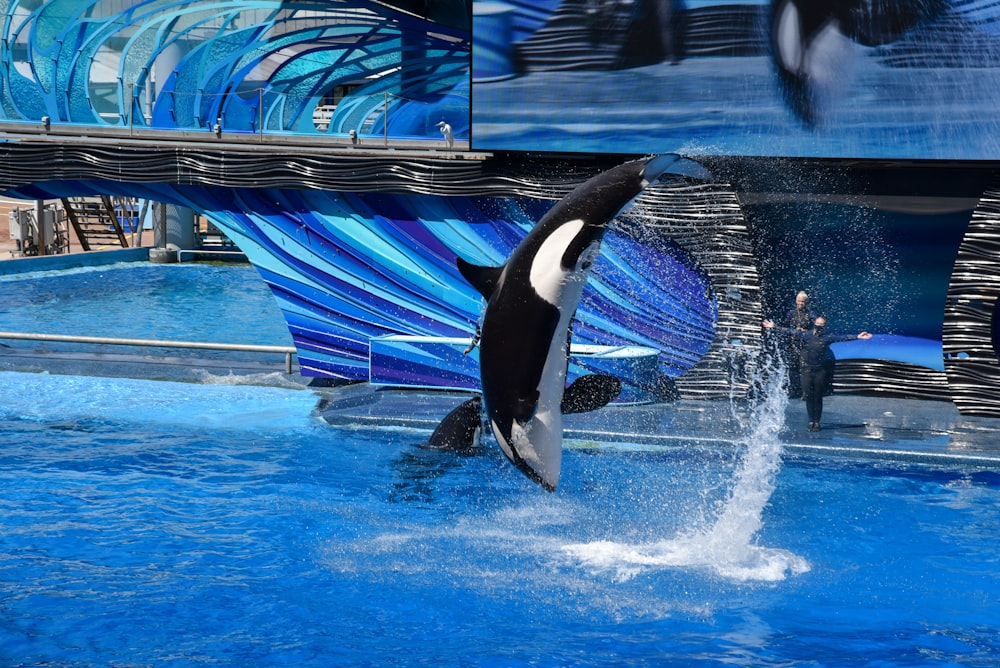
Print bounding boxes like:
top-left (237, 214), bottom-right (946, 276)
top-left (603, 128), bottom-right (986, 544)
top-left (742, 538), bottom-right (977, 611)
top-left (315, 384), bottom-right (1000, 468)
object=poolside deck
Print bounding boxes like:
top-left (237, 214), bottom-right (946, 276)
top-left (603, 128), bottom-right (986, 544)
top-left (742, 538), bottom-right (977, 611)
top-left (315, 384), bottom-right (1000, 469)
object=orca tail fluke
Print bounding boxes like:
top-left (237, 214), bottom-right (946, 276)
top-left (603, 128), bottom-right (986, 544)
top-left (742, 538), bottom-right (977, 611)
top-left (642, 153), bottom-right (713, 183)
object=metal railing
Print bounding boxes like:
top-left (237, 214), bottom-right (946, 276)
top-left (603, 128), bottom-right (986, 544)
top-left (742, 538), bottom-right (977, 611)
top-left (0, 120), bottom-right (485, 163)
top-left (0, 331), bottom-right (297, 374)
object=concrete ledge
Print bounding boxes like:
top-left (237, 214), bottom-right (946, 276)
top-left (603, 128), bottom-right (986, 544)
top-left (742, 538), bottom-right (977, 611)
top-left (0, 247), bottom-right (149, 275)
top-left (315, 385), bottom-right (1000, 466)
top-left (0, 346), bottom-right (307, 388)
top-left (148, 247), bottom-right (177, 263)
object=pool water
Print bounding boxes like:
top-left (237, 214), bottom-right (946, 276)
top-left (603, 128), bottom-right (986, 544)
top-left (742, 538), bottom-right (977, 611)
top-left (0, 262), bottom-right (292, 354)
top-left (1, 369), bottom-right (999, 666)
top-left (1, 261), bottom-right (998, 665)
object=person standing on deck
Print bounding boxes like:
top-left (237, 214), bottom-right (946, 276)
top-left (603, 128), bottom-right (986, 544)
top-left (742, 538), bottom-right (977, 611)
top-left (763, 316), bottom-right (871, 432)
top-left (782, 290), bottom-right (815, 399)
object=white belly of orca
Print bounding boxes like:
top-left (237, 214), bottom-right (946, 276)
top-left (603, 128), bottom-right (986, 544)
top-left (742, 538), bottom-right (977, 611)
top-left (490, 246), bottom-right (595, 491)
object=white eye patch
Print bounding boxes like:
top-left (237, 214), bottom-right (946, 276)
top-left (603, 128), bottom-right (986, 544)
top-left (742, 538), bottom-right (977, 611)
top-left (529, 219), bottom-right (584, 305)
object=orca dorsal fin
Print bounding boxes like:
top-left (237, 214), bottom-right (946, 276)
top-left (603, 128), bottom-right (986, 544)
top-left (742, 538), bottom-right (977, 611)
top-left (457, 257), bottom-right (504, 300)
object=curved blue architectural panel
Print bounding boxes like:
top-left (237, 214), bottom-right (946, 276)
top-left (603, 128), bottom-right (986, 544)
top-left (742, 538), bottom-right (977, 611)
top-left (197, 188), bottom-right (717, 382)
top-left (0, 1), bottom-right (469, 140)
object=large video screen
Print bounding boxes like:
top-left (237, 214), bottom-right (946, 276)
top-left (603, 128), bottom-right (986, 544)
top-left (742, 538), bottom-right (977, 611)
top-left (471, 0), bottom-right (1000, 159)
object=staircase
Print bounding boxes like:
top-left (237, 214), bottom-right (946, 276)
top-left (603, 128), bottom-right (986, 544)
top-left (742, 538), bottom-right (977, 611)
top-left (60, 196), bottom-right (138, 251)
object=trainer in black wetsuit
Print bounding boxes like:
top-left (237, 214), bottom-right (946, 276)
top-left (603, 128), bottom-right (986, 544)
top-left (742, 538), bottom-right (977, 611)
top-left (783, 291), bottom-right (815, 398)
top-left (763, 316), bottom-right (872, 431)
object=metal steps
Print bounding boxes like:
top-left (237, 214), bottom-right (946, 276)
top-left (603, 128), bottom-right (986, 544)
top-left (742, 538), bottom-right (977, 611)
top-left (60, 196), bottom-right (138, 251)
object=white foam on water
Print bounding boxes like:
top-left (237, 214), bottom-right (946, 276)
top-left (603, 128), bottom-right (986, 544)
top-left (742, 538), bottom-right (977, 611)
top-left (563, 354), bottom-right (811, 582)
top-left (193, 369), bottom-right (305, 389)
top-left (0, 261), bottom-right (139, 283)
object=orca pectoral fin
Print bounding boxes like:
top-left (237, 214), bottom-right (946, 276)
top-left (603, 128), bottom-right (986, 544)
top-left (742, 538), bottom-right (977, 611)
top-left (561, 374), bottom-right (622, 414)
top-left (427, 396), bottom-right (483, 452)
top-left (456, 257), bottom-right (504, 300)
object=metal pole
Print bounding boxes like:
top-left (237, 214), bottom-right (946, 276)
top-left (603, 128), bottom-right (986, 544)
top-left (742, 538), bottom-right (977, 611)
top-left (35, 200), bottom-right (46, 256)
top-left (384, 91), bottom-right (388, 148)
top-left (259, 87), bottom-right (263, 143)
top-left (147, 69), bottom-right (154, 125)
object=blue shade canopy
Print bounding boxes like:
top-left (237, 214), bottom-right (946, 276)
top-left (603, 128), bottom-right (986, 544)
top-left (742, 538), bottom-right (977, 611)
top-left (0, 0), bottom-right (469, 139)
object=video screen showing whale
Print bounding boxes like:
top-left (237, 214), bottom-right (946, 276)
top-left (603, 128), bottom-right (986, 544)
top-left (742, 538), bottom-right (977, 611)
top-left (471, 0), bottom-right (1000, 159)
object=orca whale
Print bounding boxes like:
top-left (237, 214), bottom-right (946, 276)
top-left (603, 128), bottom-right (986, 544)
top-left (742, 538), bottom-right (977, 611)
top-left (769, 0), bottom-right (945, 125)
top-left (427, 395), bottom-right (483, 452)
top-left (427, 373), bottom-right (623, 452)
top-left (452, 154), bottom-right (685, 490)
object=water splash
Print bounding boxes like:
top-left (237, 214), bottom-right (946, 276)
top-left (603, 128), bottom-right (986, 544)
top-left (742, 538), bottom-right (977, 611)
top-left (194, 369), bottom-right (305, 389)
top-left (563, 353), bottom-right (810, 582)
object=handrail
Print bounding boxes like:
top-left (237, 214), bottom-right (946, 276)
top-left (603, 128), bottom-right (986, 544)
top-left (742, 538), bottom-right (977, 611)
top-left (0, 331), bottom-right (297, 374)
top-left (0, 120), bottom-right (478, 156)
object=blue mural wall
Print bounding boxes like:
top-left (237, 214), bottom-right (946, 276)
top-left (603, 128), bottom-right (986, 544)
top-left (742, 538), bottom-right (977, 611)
top-left (195, 188), bottom-right (718, 383)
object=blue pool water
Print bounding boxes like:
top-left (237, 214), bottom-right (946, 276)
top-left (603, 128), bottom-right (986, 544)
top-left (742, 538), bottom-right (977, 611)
top-left (0, 262), bottom-right (292, 354)
top-left (1, 369), bottom-right (999, 666)
top-left (1, 262), bottom-right (999, 666)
